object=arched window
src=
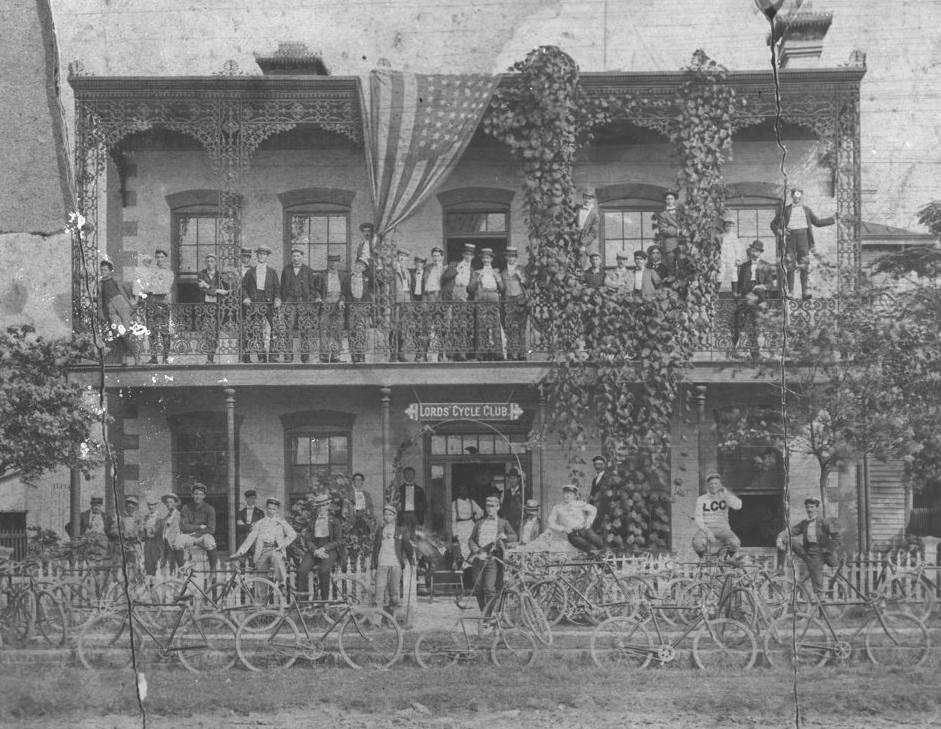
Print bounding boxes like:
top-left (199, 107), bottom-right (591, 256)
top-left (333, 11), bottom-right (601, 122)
top-left (597, 183), bottom-right (669, 268)
top-left (438, 187), bottom-right (515, 268)
top-left (279, 188), bottom-right (355, 271)
top-left (282, 410), bottom-right (355, 505)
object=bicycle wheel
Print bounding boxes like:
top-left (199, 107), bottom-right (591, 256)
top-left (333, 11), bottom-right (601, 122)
top-left (716, 587), bottom-right (758, 629)
top-left (35, 590), bottom-right (68, 646)
top-left (692, 618), bottom-right (757, 671)
top-left (763, 574), bottom-right (812, 619)
top-left (762, 614), bottom-right (832, 669)
top-left (678, 580), bottom-right (717, 625)
top-left (414, 628), bottom-right (462, 668)
top-left (490, 627), bottom-right (537, 668)
top-left (226, 577), bottom-right (285, 625)
top-left (885, 576), bottom-right (936, 623)
top-left (530, 579), bottom-right (568, 626)
top-left (0, 591), bottom-right (34, 647)
top-left (657, 578), bottom-right (693, 626)
top-left (235, 611), bottom-right (299, 672)
top-left (175, 613), bottom-right (237, 673)
top-left (590, 616), bottom-right (653, 670)
top-left (77, 611), bottom-right (142, 670)
top-left (519, 592), bottom-right (553, 647)
top-left (864, 612), bottom-right (929, 668)
top-left (595, 574), bottom-right (639, 621)
top-left (338, 608), bottom-right (403, 669)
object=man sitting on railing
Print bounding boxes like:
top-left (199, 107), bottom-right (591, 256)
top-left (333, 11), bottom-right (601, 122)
top-left (778, 496), bottom-right (842, 597)
top-left (229, 497), bottom-right (296, 586)
top-left (692, 472), bottom-right (742, 560)
top-left (547, 485), bottom-right (605, 557)
top-left (178, 483), bottom-right (218, 571)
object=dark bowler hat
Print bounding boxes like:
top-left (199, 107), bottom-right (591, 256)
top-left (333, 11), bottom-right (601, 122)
top-left (244, 489), bottom-right (257, 498)
top-left (748, 239), bottom-right (765, 252)
top-left (90, 496), bottom-right (104, 505)
top-left (240, 248), bottom-right (253, 257)
top-left (327, 253), bottom-right (341, 261)
top-left (266, 497), bottom-right (281, 507)
top-left (191, 483), bottom-right (207, 495)
top-left (633, 250), bottom-right (647, 260)
top-left (414, 255), bottom-right (427, 263)
top-left (359, 222), bottom-right (375, 232)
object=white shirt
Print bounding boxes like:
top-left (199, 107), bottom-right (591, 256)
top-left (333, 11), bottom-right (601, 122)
top-left (479, 266), bottom-right (499, 291)
top-left (148, 267), bottom-right (174, 296)
top-left (403, 484), bottom-right (415, 512)
top-left (548, 500), bottom-right (596, 533)
top-left (694, 490), bottom-right (743, 531)
top-left (789, 204), bottom-right (808, 230)
top-left (377, 523), bottom-right (399, 567)
top-left (455, 260), bottom-right (472, 288)
top-left (425, 264), bottom-right (443, 293)
top-left (476, 517), bottom-right (499, 548)
top-left (254, 263), bottom-right (267, 290)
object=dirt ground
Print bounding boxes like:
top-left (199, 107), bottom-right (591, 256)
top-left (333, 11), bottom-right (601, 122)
top-left (2, 659), bottom-right (939, 729)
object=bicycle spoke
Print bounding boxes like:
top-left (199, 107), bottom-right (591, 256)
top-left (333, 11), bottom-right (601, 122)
top-left (338, 608), bottom-right (403, 669)
top-left (864, 612), bottom-right (929, 668)
top-left (176, 613), bottom-right (237, 673)
top-left (590, 616), bottom-right (652, 670)
top-left (693, 618), bottom-right (757, 671)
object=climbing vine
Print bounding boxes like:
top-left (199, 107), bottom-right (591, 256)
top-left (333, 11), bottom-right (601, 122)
top-left (483, 47), bottom-right (736, 551)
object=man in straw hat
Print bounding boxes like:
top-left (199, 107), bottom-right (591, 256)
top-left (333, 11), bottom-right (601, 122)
top-left (296, 492), bottom-right (344, 600)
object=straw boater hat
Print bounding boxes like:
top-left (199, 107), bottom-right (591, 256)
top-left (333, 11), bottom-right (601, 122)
top-left (524, 498), bottom-right (540, 512)
top-left (312, 492), bottom-right (331, 507)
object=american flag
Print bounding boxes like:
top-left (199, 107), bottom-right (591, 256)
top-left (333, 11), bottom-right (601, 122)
top-left (361, 71), bottom-right (498, 236)
top-left (753, 0), bottom-right (786, 20)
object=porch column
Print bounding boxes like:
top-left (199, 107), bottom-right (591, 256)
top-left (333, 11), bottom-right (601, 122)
top-left (536, 391), bottom-right (546, 522)
top-left (69, 467), bottom-right (82, 540)
top-left (694, 385), bottom-right (708, 494)
top-left (225, 387), bottom-right (237, 554)
top-left (380, 386), bottom-right (392, 492)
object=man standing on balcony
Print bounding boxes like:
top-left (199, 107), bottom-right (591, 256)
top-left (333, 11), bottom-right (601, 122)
top-left (241, 245), bottom-right (281, 363)
top-left (576, 185), bottom-right (599, 252)
top-left (389, 249), bottom-right (414, 362)
top-left (441, 243), bottom-right (476, 361)
top-left (197, 253), bottom-right (229, 363)
top-left (584, 252), bottom-right (605, 289)
top-left (630, 250), bottom-right (661, 301)
top-left (718, 214), bottom-right (743, 295)
top-left (347, 258), bottom-right (372, 363)
top-left (355, 222), bottom-right (379, 270)
top-left (417, 247), bottom-right (445, 361)
top-left (99, 260), bottom-right (139, 366)
top-left (501, 246), bottom-right (528, 361)
top-left (238, 248), bottom-right (254, 280)
top-left (771, 188), bottom-right (836, 300)
top-left (315, 253), bottom-right (346, 363)
top-left (280, 247), bottom-right (317, 363)
top-left (731, 239), bottom-right (778, 360)
top-left (144, 248), bottom-right (174, 364)
top-left (469, 247), bottom-right (505, 361)
top-left (604, 252), bottom-right (632, 292)
top-left (653, 191), bottom-right (684, 274)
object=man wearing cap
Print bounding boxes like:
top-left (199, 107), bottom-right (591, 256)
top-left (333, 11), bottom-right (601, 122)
top-left (231, 498), bottom-right (297, 585)
top-left (779, 497), bottom-right (842, 596)
top-left (296, 492), bottom-right (345, 600)
top-left (630, 249), bottom-right (661, 301)
top-left (653, 191), bottom-right (684, 274)
top-left (141, 494), bottom-right (166, 576)
top-left (469, 247), bottom-right (505, 361)
top-left (583, 252), bottom-right (605, 289)
top-left (314, 252), bottom-right (346, 363)
top-left (397, 467), bottom-right (427, 536)
top-left (143, 248), bottom-right (175, 365)
top-left (468, 495), bottom-right (518, 612)
top-left (771, 188), bottom-right (837, 299)
top-left (548, 485), bottom-right (605, 555)
top-left (161, 493), bottom-right (184, 570)
top-left (411, 255), bottom-right (429, 361)
top-left (576, 186), bottom-right (599, 248)
top-left (241, 245), bottom-right (281, 363)
top-left (236, 490), bottom-right (266, 549)
top-left (346, 258), bottom-right (374, 363)
top-left (441, 243), bottom-right (477, 360)
top-left (731, 239), bottom-right (778, 359)
top-left (371, 504), bottom-right (414, 613)
top-left (500, 246), bottom-right (528, 361)
top-left (692, 472), bottom-right (743, 559)
top-left (238, 248), bottom-right (254, 280)
top-left (280, 247), bottom-right (318, 363)
top-left (179, 483), bottom-right (219, 570)
top-left (519, 500), bottom-right (542, 546)
top-left (604, 251), bottom-right (632, 292)
top-left (113, 495), bottom-right (145, 554)
top-left (197, 253), bottom-right (230, 363)
top-left (718, 215), bottom-right (743, 295)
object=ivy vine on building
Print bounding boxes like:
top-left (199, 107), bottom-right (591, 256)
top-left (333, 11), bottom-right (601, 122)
top-left (483, 47), bottom-right (737, 550)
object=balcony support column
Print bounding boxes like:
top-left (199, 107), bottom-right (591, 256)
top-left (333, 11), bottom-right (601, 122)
top-left (380, 386), bottom-right (392, 494)
top-left (225, 387), bottom-right (237, 555)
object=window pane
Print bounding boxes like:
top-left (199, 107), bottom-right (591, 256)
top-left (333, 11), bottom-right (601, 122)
top-left (180, 244), bottom-right (198, 273)
top-left (197, 217), bottom-right (216, 245)
top-left (603, 211), bottom-right (623, 239)
top-left (309, 437), bottom-right (329, 464)
top-left (329, 215), bottom-right (348, 243)
top-left (308, 216), bottom-right (328, 245)
top-left (179, 216), bottom-right (198, 247)
top-left (462, 435), bottom-right (478, 455)
top-left (477, 435), bottom-right (494, 455)
top-left (493, 436), bottom-right (508, 454)
top-left (328, 244), bottom-right (349, 270)
top-left (447, 436), bottom-right (463, 455)
top-left (291, 216), bottom-right (309, 247)
top-left (431, 435), bottom-right (447, 455)
top-left (329, 436), bottom-right (349, 464)
top-left (293, 437), bottom-right (310, 465)
top-left (486, 213), bottom-right (507, 232)
top-left (446, 212), bottom-right (488, 234)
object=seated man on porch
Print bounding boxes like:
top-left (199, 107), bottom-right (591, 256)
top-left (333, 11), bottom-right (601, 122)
top-left (230, 497), bottom-right (297, 587)
top-left (691, 472), bottom-right (742, 560)
top-left (179, 483), bottom-right (219, 571)
top-left (295, 492), bottom-right (344, 600)
top-left (547, 485), bottom-right (605, 556)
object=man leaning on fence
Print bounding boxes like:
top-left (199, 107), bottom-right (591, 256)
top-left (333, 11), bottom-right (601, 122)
top-left (230, 498), bottom-right (296, 586)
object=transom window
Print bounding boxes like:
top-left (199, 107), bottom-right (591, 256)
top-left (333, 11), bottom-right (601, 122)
top-left (288, 213), bottom-right (350, 271)
top-left (601, 208), bottom-right (658, 267)
top-left (429, 432), bottom-right (529, 456)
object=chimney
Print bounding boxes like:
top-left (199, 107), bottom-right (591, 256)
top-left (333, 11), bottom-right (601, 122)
top-left (254, 42), bottom-right (329, 76)
top-left (770, 2), bottom-right (833, 68)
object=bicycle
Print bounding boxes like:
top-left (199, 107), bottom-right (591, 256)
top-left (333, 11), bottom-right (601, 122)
top-left (529, 555), bottom-right (636, 626)
top-left (482, 554), bottom-right (553, 647)
top-left (77, 597), bottom-right (237, 673)
top-left (590, 597), bottom-right (758, 671)
top-left (0, 560), bottom-right (68, 648)
top-left (763, 561), bottom-right (930, 669)
top-left (235, 595), bottom-right (401, 671)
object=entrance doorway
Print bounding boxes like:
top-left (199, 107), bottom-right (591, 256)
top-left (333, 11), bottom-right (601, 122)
top-left (424, 456), bottom-right (531, 544)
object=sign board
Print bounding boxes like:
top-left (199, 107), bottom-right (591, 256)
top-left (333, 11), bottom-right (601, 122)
top-left (404, 402), bottom-right (524, 422)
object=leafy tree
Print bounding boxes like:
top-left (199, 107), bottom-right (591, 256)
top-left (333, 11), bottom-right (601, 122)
top-left (0, 326), bottom-right (104, 481)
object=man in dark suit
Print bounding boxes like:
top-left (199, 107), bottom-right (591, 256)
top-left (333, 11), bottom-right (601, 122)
top-left (65, 496), bottom-right (115, 541)
top-left (397, 466), bottom-right (427, 536)
top-left (241, 245), bottom-right (281, 363)
top-left (347, 258), bottom-right (373, 363)
top-left (731, 239), bottom-right (778, 359)
top-left (313, 253), bottom-right (347, 363)
top-left (583, 252), bottom-right (605, 289)
top-left (280, 247), bottom-right (318, 363)
top-left (441, 243), bottom-right (476, 361)
top-left (499, 468), bottom-right (529, 535)
top-left (235, 489), bottom-right (265, 550)
top-left (782, 497), bottom-right (842, 597)
top-left (771, 188), bottom-right (836, 299)
top-left (653, 191), bottom-right (684, 274)
top-left (196, 253), bottom-right (230, 363)
top-left (296, 492), bottom-right (345, 599)
top-left (588, 455), bottom-right (618, 538)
